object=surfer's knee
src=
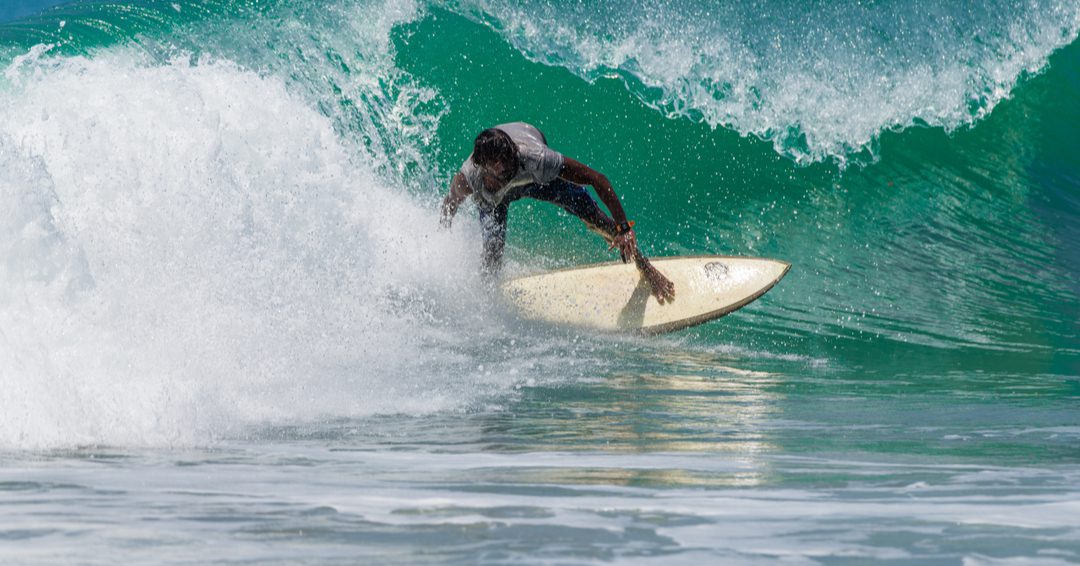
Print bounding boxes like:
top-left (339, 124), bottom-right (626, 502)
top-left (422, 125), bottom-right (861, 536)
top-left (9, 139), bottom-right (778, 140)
top-left (481, 232), bottom-right (505, 272)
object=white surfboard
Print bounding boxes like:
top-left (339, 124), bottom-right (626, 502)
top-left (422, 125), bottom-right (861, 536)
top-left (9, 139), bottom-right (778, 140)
top-left (500, 256), bottom-right (790, 334)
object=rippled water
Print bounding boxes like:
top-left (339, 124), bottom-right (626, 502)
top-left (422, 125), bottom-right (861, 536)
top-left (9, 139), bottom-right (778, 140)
top-left (1, 0), bottom-right (1077, 563)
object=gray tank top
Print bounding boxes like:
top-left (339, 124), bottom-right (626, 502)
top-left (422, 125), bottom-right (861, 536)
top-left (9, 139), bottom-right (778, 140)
top-left (459, 122), bottom-right (565, 206)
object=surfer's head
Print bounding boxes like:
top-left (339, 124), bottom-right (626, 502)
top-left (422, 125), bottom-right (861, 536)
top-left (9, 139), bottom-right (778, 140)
top-left (474, 128), bottom-right (518, 189)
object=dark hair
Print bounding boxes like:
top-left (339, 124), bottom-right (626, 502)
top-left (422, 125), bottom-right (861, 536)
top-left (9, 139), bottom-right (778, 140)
top-left (473, 128), bottom-right (518, 168)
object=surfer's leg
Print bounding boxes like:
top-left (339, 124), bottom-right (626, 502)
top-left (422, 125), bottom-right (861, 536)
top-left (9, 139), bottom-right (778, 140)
top-left (477, 202), bottom-right (509, 275)
top-left (524, 179), bottom-right (618, 241)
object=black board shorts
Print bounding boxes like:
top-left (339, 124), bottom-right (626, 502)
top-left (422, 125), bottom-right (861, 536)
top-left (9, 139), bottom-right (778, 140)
top-left (476, 178), bottom-right (613, 270)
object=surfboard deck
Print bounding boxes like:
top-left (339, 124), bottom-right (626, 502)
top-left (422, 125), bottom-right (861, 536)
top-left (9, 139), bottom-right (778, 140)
top-left (500, 256), bottom-right (790, 335)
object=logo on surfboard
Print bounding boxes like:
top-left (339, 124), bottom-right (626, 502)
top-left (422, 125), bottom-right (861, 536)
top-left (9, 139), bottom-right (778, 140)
top-left (702, 261), bottom-right (729, 281)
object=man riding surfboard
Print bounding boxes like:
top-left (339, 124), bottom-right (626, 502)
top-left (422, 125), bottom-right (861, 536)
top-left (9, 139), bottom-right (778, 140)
top-left (439, 122), bottom-right (675, 304)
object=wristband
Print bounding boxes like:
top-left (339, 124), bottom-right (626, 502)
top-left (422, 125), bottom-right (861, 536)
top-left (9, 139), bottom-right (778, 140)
top-left (615, 220), bottom-right (635, 235)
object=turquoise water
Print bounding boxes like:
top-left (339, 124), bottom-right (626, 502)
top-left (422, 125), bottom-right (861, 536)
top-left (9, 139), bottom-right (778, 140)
top-left (0, 1), bottom-right (1078, 563)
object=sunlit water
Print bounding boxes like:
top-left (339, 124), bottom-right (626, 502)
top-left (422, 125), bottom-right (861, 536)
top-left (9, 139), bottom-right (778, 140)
top-left (1, 0), bottom-right (1078, 563)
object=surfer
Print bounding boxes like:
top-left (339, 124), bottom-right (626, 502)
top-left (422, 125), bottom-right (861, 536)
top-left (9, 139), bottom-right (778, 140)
top-left (439, 122), bottom-right (675, 304)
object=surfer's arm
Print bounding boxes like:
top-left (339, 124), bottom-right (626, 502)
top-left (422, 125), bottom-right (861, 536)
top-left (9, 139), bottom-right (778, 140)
top-left (559, 157), bottom-right (675, 304)
top-left (440, 172), bottom-right (473, 229)
top-left (558, 157), bottom-right (629, 226)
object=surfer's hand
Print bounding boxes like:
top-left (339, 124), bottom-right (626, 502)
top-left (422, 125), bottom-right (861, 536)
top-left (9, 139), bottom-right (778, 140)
top-left (608, 229), bottom-right (638, 263)
top-left (641, 260), bottom-right (675, 305)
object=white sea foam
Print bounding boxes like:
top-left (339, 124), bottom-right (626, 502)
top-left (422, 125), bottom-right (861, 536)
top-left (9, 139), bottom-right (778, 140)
top-left (0, 48), bottom-right (560, 450)
top-left (458, 0), bottom-right (1080, 164)
top-left (4, 447), bottom-right (1077, 563)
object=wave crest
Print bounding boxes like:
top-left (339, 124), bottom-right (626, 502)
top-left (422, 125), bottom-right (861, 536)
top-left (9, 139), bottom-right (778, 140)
top-left (456, 0), bottom-right (1080, 164)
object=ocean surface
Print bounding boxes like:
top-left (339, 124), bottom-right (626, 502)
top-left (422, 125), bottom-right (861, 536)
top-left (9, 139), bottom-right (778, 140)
top-left (1, 0), bottom-right (1078, 563)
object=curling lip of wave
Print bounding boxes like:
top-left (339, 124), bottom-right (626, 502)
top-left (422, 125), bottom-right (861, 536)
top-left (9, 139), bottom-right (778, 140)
top-left (452, 0), bottom-right (1080, 164)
